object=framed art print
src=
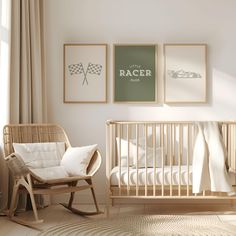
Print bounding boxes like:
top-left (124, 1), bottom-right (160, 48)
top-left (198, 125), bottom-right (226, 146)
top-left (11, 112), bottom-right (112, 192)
top-left (114, 44), bottom-right (157, 103)
top-left (64, 44), bottom-right (107, 103)
top-left (164, 44), bottom-right (207, 104)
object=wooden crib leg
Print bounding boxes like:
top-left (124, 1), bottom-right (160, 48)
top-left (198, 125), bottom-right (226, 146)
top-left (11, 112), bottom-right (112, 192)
top-left (106, 189), bottom-right (111, 218)
top-left (230, 199), bottom-right (235, 209)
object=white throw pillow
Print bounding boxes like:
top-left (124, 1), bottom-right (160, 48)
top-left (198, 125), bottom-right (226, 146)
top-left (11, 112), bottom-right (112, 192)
top-left (13, 142), bottom-right (65, 169)
top-left (116, 138), bottom-right (163, 168)
top-left (116, 138), bottom-right (136, 166)
top-left (132, 146), bottom-right (163, 168)
top-left (61, 144), bottom-right (97, 176)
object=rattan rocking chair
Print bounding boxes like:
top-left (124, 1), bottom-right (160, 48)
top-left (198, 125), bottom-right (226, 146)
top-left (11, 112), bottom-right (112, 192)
top-left (3, 124), bottom-right (102, 227)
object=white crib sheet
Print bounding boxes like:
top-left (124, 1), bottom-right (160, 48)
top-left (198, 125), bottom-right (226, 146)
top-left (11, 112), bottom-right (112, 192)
top-left (110, 165), bottom-right (193, 186)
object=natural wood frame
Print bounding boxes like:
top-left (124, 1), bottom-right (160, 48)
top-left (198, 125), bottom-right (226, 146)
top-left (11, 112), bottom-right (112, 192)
top-left (113, 44), bottom-right (158, 104)
top-left (164, 44), bottom-right (207, 104)
top-left (63, 43), bottom-right (108, 103)
top-left (106, 120), bottom-right (236, 216)
top-left (3, 124), bottom-right (102, 228)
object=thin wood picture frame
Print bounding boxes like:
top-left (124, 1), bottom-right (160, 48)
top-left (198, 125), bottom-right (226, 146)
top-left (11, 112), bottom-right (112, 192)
top-left (113, 44), bottom-right (157, 103)
top-left (63, 44), bottom-right (107, 103)
top-left (164, 44), bottom-right (207, 104)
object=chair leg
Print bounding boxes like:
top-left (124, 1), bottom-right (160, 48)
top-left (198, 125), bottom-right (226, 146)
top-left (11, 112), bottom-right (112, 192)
top-left (8, 180), bottom-right (20, 217)
top-left (67, 181), bottom-right (77, 208)
top-left (6, 175), bottom-right (43, 228)
top-left (26, 175), bottom-right (40, 222)
top-left (60, 178), bottom-right (103, 216)
top-left (86, 179), bottom-right (99, 212)
top-left (19, 175), bottom-right (43, 224)
top-left (68, 192), bottom-right (75, 208)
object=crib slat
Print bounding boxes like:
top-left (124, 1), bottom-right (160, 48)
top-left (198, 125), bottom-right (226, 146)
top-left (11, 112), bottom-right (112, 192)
top-left (178, 124), bottom-right (182, 196)
top-left (136, 124), bottom-right (139, 196)
top-left (233, 124), bottom-right (236, 174)
top-left (230, 125), bottom-right (234, 173)
top-left (234, 125), bottom-right (236, 183)
top-left (170, 124), bottom-right (173, 196)
top-left (187, 124), bottom-right (190, 197)
top-left (145, 124), bottom-right (148, 196)
top-left (106, 122), bottom-right (111, 215)
top-left (127, 124), bottom-right (130, 196)
top-left (153, 124), bottom-right (156, 196)
top-left (232, 124), bottom-right (235, 171)
top-left (118, 124), bottom-right (122, 196)
top-left (232, 124), bottom-right (235, 173)
top-left (161, 124), bottom-right (164, 196)
top-left (228, 125), bottom-right (231, 169)
top-left (222, 124), bottom-right (227, 147)
top-left (232, 125), bottom-right (234, 172)
top-left (166, 124), bottom-right (169, 166)
top-left (109, 125), bottom-right (113, 174)
top-left (173, 124), bottom-right (176, 166)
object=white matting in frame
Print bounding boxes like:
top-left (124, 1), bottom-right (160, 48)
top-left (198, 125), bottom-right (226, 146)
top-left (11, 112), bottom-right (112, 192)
top-left (164, 44), bottom-right (207, 104)
top-left (64, 44), bottom-right (107, 103)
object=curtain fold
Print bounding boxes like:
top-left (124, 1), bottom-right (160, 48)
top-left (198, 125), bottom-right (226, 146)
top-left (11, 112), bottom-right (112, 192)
top-left (1, 0), bottom-right (47, 211)
top-left (10, 0), bottom-right (47, 124)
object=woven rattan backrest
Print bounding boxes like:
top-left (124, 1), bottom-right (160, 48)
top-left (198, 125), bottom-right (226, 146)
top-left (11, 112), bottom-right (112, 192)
top-left (3, 124), bottom-right (71, 157)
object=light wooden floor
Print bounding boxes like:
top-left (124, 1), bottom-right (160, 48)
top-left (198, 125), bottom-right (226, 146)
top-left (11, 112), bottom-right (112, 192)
top-left (0, 204), bottom-right (236, 235)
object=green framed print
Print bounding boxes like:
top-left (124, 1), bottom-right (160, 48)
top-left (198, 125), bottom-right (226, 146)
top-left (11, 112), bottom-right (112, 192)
top-left (114, 44), bottom-right (157, 103)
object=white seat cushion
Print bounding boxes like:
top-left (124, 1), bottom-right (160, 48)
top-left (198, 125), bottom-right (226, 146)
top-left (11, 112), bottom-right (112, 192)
top-left (13, 142), bottom-right (65, 169)
top-left (31, 166), bottom-right (69, 181)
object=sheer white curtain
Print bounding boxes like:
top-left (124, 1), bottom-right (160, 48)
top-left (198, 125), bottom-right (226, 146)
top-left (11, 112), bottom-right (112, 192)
top-left (0, 0), bottom-right (11, 213)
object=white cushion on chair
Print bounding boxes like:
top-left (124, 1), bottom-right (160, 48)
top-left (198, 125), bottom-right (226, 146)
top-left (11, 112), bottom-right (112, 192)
top-left (31, 166), bottom-right (69, 180)
top-left (61, 144), bottom-right (97, 176)
top-left (13, 142), bottom-right (65, 169)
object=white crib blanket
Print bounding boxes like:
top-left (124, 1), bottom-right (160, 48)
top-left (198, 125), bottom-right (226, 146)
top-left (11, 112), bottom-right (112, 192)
top-left (192, 121), bottom-right (234, 194)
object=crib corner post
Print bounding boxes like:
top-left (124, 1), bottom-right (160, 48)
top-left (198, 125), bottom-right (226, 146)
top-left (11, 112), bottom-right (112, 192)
top-left (106, 120), bottom-right (112, 218)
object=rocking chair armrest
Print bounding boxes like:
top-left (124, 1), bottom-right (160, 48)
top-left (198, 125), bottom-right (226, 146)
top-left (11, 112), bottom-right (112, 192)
top-left (87, 150), bottom-right (102, 176)
top-left (5, 153), bottom-right (30, 177)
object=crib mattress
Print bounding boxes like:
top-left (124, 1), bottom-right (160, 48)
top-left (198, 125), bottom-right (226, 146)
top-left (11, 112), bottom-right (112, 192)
top-left (110, 165), bottom-right (193, 186)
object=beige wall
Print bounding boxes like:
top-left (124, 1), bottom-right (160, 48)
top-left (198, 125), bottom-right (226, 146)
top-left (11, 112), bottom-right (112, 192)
top-left (45, 0), bottom-right (236, 203)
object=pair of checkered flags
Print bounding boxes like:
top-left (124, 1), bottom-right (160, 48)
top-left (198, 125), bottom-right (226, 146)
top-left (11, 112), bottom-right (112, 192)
top-left (68, 63), bottom-right (102, 85)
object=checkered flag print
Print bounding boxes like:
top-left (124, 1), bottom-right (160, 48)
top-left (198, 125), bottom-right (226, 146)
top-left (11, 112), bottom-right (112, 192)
top-left (87, 63), bottom-right (102, 75)
top-left (68, 63), bottom-right (84, 75)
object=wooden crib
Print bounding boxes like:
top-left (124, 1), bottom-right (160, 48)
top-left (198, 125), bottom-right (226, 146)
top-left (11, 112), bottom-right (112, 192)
top-left (106, 120), bottom-right (236, 213)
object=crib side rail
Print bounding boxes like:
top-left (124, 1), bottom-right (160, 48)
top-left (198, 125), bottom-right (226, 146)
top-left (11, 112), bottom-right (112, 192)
top-left (106, 120), bottom-right (236, 199)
